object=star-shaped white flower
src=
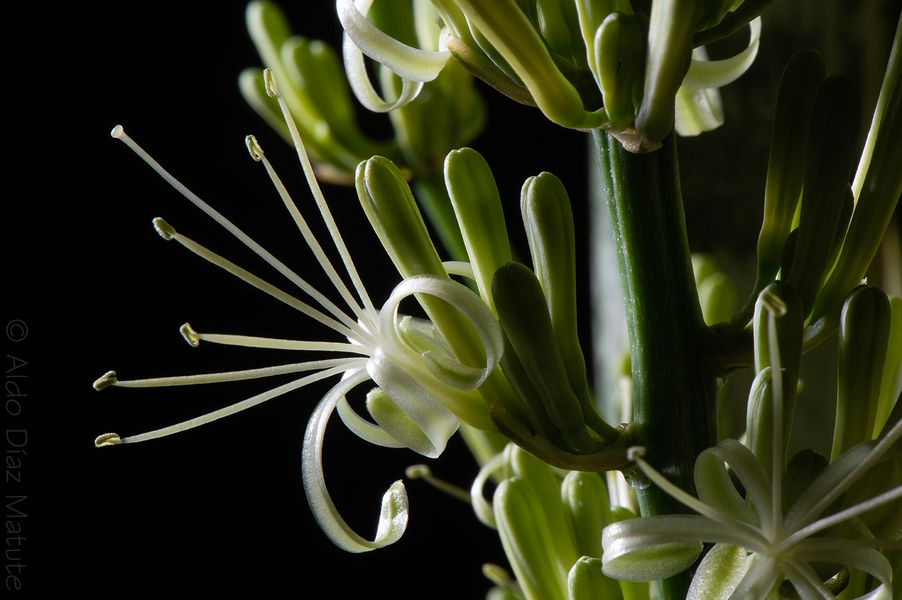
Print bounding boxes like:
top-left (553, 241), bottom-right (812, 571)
top-left (94, 69), bottom-right (503, 553)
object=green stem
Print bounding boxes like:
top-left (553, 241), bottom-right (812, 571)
top-left (413, 176), bottom-right (469, 262)
top-left (592, 131), bottom-right (717, 598)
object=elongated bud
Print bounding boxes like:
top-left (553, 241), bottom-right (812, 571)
top-left (753, 51), bottom-right (826, 293)
top-left (595, 12), bottom-right (645, 131)
top-left (494, 477), bottom-right (568, 600)
top-left (444, 148), bottom-right (512, 312)
top-left (561, 471), bottom-right (612, 557)
top-left (568, 556), bottom-right (623, 600)
top-left (831, 286), bottom-right (891, 460)
top-left (634, 0), bottom-right (700, 143)
top-left (535, 0), bottom-right (581, 61)
top-left (785, 76), bottom-right (861, 315)
top-left (493, 263), bottom-right (599, 451)
top-left (453, 0), bottom-right (607, 129)
top-left (875, 297), bottom-right (902, 436)
top-left (746, 367), bottom-right (797, 477)
top-left (506, 445), bottom-right (579, 569)
top-left (575, 0), bottom-right (630, 77)
top-left (521, 172), bottom-right (590, 402)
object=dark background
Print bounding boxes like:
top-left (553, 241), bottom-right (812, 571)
top-left (6, 1), bottom-right (900, 597)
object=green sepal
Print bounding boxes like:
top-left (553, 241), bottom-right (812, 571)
top-left (831, 286), bottom-right (891, 460)
top-left (568, 556), bottom-right (623, 600)
top-left (785, 76), bottom-right (861, 315)
top-left (561, 471), bottom-right (613, 557)
top-left (494, 477), bottom-right (568, 600)
top-left (445, 148), bottom-right (513, 311)
top-left (745, 367), bottom-right (798, 477)
top-left (753, 282), bottom-right (803, 378)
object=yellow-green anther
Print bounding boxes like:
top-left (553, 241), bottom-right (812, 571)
top-left (745, 367), bottom-right (797, 477)
top-left (753, 51), bottom-right (825, 293)
top-left (444, 148), bottom-right (512, 312)
top-left (595, 12), bottom-right (645, 131)
top-left (784, 76), bottom-right (861, 316)
top-left (568, 556), bottom-right (624, 600)
top-left (239, 68), bottom-right (292, 142)
top-left (811, 15), bottom-right (902, 322)
top-left (493, 262), bottom-right (614, 450)
top-left (874, 297), bottom-right (902, 437)
top-left (506, 445), bottom-right (579, 570)
top-left (561, 471), bottom-right (612, 557)
top-left (753, 283), bottom-right (803, 378)
top-left (453, 0), bottom-right (608, 129)
top-left (831, 287), bottom-right (891, 460)
top-left (494, 477), bottom-right (568, 600)
top-left (634, 0), bottom-right (701, 144)
top-left (356, 156), bottom-right (485, 369)
top-left (685, 543), bottom-right (749, 600)
top-left (520, 173), bottom-right (597, 425)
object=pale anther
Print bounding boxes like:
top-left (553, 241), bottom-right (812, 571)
top-left (94, 433), bottom-right (122, 447)
top-left (93, 370), bottom-right (118, 391)
top-left (245, 134), bottom-right (264, 162)
top-left (153, 217), bottom-right (176, 241)
top-left (180, 323), bottom-right (200, 347)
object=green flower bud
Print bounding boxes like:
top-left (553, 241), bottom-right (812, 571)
top-left (753, 51), bottom-right (826, 295)
top-left (784, 76), bottom-right (861, 315)
top-left (568, 556), bottom-right (623, 600)
top-left (831, 286), bottom-right (891, 460)
top-left (746, 367), bottom-right (797, 477)
top-left (494, 477), bottom-right (568, 600)
top-left (521, 172), bottom-right (590, 401)
top-left (595, 12), bottom-right (645, 131)
top-left (445, 148), bottom-right (513, 312)
top-left (534, 0), bottom-right (582, 61)
top-left (561, 471), bottom-right (612, 557)
top-left (811, 17), bottom-right (902, 322)
top-left (874, 296), bottom-right (902, 436)
top-left (506, 445), bottom-right (579, 569)
top-left (453, 0), bottom-right (607, 129)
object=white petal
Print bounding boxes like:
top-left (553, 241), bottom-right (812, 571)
top-left (302, 368), bottom-right (409, 553)
top-left (342, 33), bottom-right (424, 112)
top-left (684, 17), bottom-right (762, 89)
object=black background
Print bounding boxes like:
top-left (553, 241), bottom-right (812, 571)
top-left (7, 1), bottom-right (900, 597)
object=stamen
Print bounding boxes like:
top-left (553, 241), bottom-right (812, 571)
top-left (107, 357), bottom-right (360, 388)
top-left (778, 484), bottom-right (902, 552)
top-left (263, 70), bottom-right (377, 319)
top-left (182, 326), bottom-right (365, 354)
top-left (405, 464), bottom-right (471, 503)
top-left (93, 370), bottom-right (118, 390)
top-left (94, 433), bottom-right (122, 447)
top-left (100, 361), bottom-right (365, 445)
top-left (152, 217), bottom-right (363, 341)
top-left (245, 134), bottom-right (377, 332)
top-left (628, 446), bottom-right (768, 549)
top-left (111, 125), bottom-right (363, 337)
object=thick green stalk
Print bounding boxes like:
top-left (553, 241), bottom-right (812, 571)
top-left (592, 130), bottom-right (717, 598)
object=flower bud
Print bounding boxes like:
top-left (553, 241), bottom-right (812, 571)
top-left (561, 471), bottom-right (612, 557)
top-left (568, 556), bottom-right (623, 600)
top-left (595, 12), bottom-right (645, 131)
top-left (831, 286), bottom-right (891, 460)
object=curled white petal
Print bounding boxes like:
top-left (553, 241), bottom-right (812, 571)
top-left (367, 347), bottom-right (459, 458)
top-left (337, 0), bottom-right (450, 82)
top-left (337, 0), bottom-right (449, 112)
top-left (675, 17), bottom-right (762, 136)
top-left (382, 275), bottom-right (504, 390)
top-left (342, 34), bottom-right (424, 112)
top-left (793, 542), bottom-right (893, 600)
top-left (302, 368), bottom-right (409, 553)
top-left (470, 451), bottom-right (507, 528)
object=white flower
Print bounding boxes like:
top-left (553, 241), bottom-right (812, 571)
top-left (601, 309), bottom-right (902, 599)
top-left (94, 69), bottom-right (503, 553)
